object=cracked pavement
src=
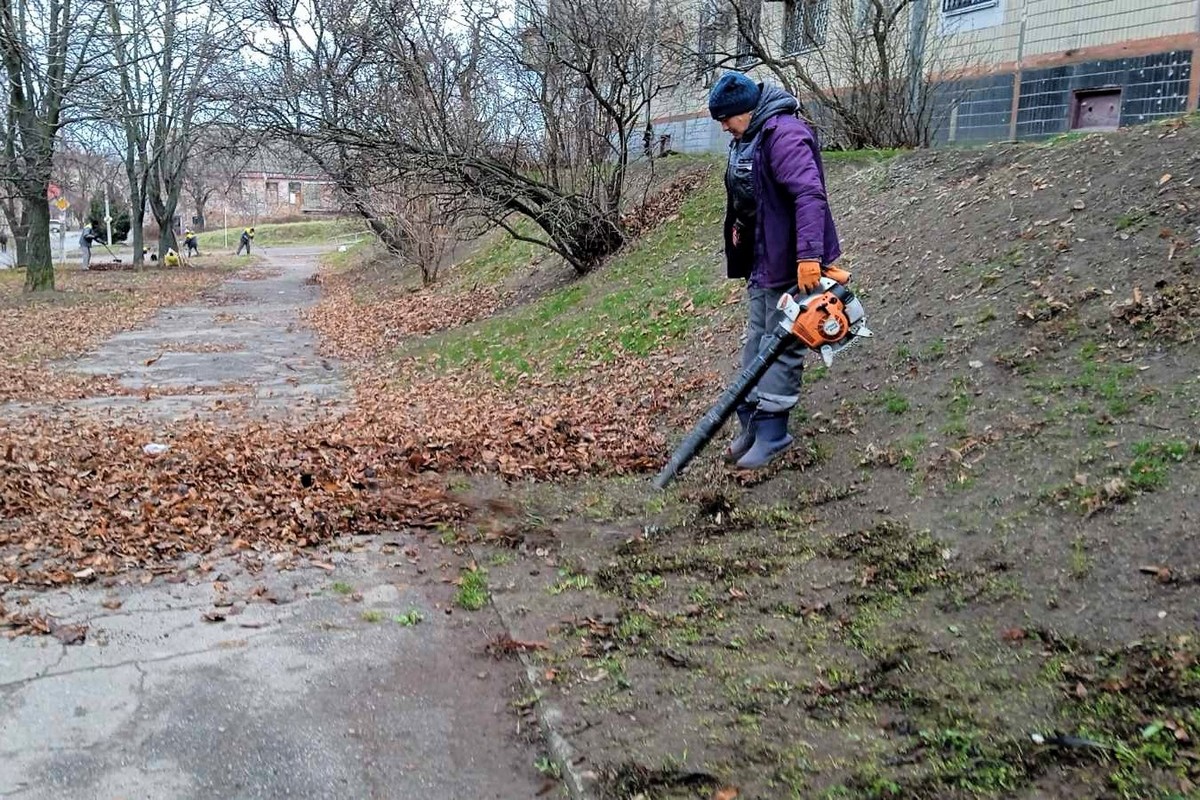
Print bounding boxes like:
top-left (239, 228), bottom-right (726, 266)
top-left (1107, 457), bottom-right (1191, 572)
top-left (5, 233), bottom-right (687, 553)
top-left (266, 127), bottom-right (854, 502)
top-left (0, 245), bottom-right (545, 799)
top-left (0, 541), bottom-right (543, 799)
top-left (4, 246), bottom-right (347, 421)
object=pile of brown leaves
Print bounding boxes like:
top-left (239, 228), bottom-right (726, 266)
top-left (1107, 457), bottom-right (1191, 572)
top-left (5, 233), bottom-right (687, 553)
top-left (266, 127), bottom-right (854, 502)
top-left (621, 167), bottom-right (712, 239)
top-left (349, 351), bottom-right (715, 479)
top-left (1110, 280), bottom-right (1200, 342)
top-left (306, 275), bottom-right (511, 360)
top-left (0, 417), bottom-right (463, 588)
top-left (0, 599), bottom-right (87, 643)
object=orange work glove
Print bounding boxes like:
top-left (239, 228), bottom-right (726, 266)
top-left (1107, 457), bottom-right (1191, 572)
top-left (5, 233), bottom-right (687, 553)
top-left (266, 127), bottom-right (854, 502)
top-left (797, 260), bottom-right (822, 294)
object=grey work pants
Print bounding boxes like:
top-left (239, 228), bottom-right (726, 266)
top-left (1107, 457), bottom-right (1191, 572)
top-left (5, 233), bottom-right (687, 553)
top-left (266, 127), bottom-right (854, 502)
top-left (80, 245), bottom-right (91, 271)
top-left (741, 285), bottom-right (805, 413)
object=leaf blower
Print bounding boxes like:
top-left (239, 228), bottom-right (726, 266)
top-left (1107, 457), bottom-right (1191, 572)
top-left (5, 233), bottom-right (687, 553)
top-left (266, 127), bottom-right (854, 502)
top-left (653, 267), bottom-right (873, 489)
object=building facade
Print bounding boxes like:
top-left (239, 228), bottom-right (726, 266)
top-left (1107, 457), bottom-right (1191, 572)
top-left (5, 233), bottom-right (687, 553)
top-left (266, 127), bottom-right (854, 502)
top-left (651, 0), bottom-right (1200, 152)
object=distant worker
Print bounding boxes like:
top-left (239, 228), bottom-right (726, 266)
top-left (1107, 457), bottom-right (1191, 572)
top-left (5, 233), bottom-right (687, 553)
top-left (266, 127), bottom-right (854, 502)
top-left (164, 248), bottom-right (181, 268)
top-left (183, 228), bottom-right (199, 257)
top-left (0, 230), bottom-right (8, 253)
top-left (143, 246), bottom-right (158, 263)
top-left (79, 223), bottom-right (98, 270)
top-left (236, 226), bottom-right (255, 255)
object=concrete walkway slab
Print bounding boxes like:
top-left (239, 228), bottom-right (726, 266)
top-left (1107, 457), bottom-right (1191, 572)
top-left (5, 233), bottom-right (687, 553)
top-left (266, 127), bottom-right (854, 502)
top-left (0, 541), bottom-right (544, 799)
top-left (5, 246), bottom-right (346, 422)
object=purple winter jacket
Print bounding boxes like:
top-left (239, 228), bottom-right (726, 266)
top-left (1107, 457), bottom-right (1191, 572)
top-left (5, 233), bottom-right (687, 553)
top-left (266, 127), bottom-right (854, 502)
top-left (748, 115), bottom-right (841, 289)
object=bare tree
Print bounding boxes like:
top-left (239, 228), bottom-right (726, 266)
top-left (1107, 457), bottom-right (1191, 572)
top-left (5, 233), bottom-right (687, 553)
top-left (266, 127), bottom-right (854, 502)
top-left (239, 0), bottom-right (682, 277)
top-left (429, 0), bottom-right (686, 273)
top-left (0, 0), bottom-right (106, 290)
top-left (391, 185), bottom-right (461, 285)
top-left (694, 0), bottom-right (980, 149)
top-left (182, 126), bottom-right (257, 230)
top-left (102, 0), bottom-right (234, 266)
top-left (235, 0), bottom-right (422, 255)
top-left (54, 133), bottom-right (123, 224)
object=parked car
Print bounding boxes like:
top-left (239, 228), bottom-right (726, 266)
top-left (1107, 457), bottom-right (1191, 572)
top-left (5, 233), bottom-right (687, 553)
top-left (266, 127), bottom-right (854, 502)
top-left (49, 220), bottom-right (63, 234)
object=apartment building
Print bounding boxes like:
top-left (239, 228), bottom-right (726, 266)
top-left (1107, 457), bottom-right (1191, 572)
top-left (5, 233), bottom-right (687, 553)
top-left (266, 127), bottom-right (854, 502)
top-left (651, 0), bottom-right (1200, 151)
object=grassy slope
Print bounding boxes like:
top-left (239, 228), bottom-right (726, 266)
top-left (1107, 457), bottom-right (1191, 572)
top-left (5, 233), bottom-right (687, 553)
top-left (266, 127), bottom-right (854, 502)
top-left (410, 149), bottom-right (901, 381)
top-left (398, 170), bottom-right (732, 381)
top-left (196, 219), bottom-right (365, 249)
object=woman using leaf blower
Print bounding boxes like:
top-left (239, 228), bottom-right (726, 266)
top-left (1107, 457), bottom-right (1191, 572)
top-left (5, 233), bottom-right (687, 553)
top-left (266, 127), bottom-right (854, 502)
top-left (709, 71), bottom-right (842, 469)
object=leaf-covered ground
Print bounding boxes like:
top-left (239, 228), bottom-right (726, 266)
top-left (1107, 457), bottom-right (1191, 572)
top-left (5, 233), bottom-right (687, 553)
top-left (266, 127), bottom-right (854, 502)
top-left (0, 265), bottom-right (238, 401)
top-left (4, 128), bottom-right (1199, 800)
top-left (297, 125), bottom-right (1200, 798)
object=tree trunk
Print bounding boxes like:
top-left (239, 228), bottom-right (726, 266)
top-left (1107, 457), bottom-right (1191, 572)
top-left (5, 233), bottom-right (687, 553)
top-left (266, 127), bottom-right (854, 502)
top-left (128, 190), bottom-right (145, 268)
top-left (150, 177), bottom-right (182, 256)
top-left (1, 199), bottom-right (27, 267)
top-left (153, 199), bottom-right (180, 256)
top-left (22, 197), bottom-right (55, 291)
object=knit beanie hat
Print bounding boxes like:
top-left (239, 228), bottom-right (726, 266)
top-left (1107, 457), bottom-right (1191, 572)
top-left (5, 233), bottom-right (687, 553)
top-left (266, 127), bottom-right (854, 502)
top-left (708, 72), bottom-right (762, 119)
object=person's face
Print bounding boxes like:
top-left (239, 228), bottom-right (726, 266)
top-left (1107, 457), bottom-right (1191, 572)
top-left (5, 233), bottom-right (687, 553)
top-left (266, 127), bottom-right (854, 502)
top-left (720, 111), bottom-right (752, 140)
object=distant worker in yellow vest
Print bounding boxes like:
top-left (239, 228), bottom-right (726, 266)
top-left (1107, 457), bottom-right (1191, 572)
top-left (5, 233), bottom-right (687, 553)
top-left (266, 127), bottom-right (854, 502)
top-left (164, 248), bottom-right (181, 268)
top-left (236, 226), bottom-right (255, 255)
top-left (183, 229), bottom-right (199, 257)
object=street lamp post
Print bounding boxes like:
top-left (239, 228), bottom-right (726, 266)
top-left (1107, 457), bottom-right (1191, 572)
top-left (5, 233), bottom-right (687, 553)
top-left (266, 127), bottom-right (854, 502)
top-left (104, 184), bottom-right (113, 246)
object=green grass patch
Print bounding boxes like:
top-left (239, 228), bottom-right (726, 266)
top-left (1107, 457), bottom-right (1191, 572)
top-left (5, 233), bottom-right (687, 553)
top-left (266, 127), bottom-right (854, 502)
top-left (1114, 208), bottom-right (1150, 233)
top-left (879, 389), bottom-right (910, 415)
top-left (1127, 439), bottom-right (1191, 493)
top-left (393, 609), bottom-right (424, 626)
top-left (616, 611), bottom-right (654, 643)
top-left (822, 148), bottom-right (904, 163)
top-left (1053, 439), bottom-right (1194, 515)
top-left (451, 219), bottom-right (544, 287)
top-left (196, 219), bottom-right (366, 249)
top-left (455, 568), bottom-right (490, 611)
top-left (548, 571), bottom-right (593, 595)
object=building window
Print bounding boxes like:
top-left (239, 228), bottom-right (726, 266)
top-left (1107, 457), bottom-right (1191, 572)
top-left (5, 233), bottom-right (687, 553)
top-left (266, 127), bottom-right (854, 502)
top-left (942, 0), bottom-right (998, 14)
top-left (735, 0), bottom-right (761, 68)
top-left (854, 0), bottom-right (873, 32)
top-left (784, 0), bottom-right (829, 55)
top-left (698, 0), bottom-right (723, 83)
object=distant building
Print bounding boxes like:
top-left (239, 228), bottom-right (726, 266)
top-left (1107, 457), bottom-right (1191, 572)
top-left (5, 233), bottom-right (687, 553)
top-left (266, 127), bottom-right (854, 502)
top-left (652, 0), bottom-right (1200, 151)
top-left (206, 140), bottom-right (341, 225)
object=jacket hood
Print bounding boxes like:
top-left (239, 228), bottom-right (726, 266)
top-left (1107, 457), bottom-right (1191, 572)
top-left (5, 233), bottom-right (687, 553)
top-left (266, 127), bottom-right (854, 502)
top-left (745, 84), bottom-right (799, 141)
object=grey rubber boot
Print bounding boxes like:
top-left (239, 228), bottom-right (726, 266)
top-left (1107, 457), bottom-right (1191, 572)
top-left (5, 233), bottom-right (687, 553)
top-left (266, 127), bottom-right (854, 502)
top-left (736, 410), bottom-right (793, 469)
top-left (724, 403), bottom-right (758, 464)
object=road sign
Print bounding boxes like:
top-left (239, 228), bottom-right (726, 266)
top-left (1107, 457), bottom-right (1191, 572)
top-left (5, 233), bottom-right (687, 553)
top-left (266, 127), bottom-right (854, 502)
top-left (54, 197), bottom-right (69, 211)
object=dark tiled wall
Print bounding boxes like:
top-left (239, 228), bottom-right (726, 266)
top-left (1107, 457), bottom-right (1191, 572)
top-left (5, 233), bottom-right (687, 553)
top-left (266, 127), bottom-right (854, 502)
top-left (1015, 50), bottom-right (1193, 139)
top-left (933, 74), bottom-right (1016, 144)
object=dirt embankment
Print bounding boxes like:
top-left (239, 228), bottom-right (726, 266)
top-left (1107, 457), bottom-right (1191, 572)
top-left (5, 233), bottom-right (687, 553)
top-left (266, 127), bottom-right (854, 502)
top-left (444, 121), bottom-right (1200, 799)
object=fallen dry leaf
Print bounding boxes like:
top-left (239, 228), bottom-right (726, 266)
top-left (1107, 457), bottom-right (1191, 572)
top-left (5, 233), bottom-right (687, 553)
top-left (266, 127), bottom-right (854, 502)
top-left (50, 622), bottom-right (88, 645)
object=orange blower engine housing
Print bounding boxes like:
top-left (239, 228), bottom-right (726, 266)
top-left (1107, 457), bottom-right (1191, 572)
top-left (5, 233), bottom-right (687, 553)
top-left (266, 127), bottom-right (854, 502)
top-left (775, 270), bottom-right (871, 367)
top-left (787, 289), bottom-right (852, 350)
